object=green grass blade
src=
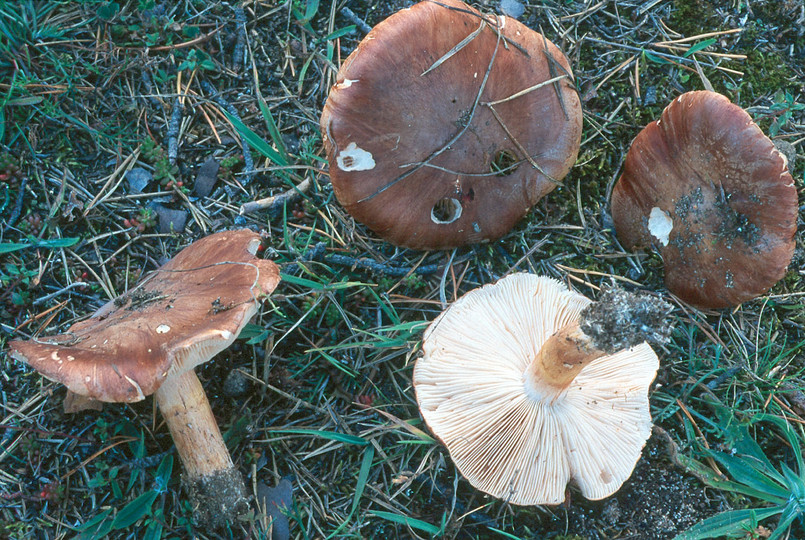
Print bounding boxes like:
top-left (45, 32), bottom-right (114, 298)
top-left (112, 490), bottom-right (158, 529)
top-left (142, 519), bottom-right (163, 540)
top-left (351, 446), bottom-right (374, 516)
top-left (371, 510), bottom-right (441, 535)
top-left (316, 350), bottom-right (358, 377)
top-left (0, 236), bottom-right (80, 254)
top-left (709, 451), bottom-right (789, 502)
top-left (76, 508), bottom-right (114, 539)
top-left (757, 414), bottom-right (805, 475)
top-left (269, 428), bottom-right (368, 446)
top-left (326, 445), bottom-right (375, 538)
top-left (673, 507), bottom-right (784, 540)
top-left (257, 95), bottom-right (288, 159)
top-left (300, 0), bottom-right (319, 23)
top-left (320, 26), bottom-right (357, 43)
top-left (677, 453), bottom-right (787, 504)
top-left (154, 454), bottom-right (173, 492)
top-left (768, 501), bottom-right (802, 540)
top-left (222, 109), bottom-right (288, 167)
top-left (778, 462), bottom-right (805, 499)
top-left (683, 38), bottom-right (716, 57)
top-left (487, 527), bottom-right (524, 539)
top-left (279, 272), bottom-right (367, 291)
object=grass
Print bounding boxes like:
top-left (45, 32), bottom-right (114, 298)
top-left (0, 0), bottom-right (804, 538)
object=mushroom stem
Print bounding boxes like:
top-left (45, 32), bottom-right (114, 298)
top-left (530, 287), bottom-right (674, 390)
top-left (154, 369), bottom-right (248, 526)
top-left (531, 321), bottom-right (606, 389)
top-left (155, 369), bottom-right (233, 476)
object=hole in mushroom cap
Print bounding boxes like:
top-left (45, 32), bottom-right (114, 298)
top-left (490, 150), bottom-right (519, 177)
top-left (431, 198), bottom-right (462, 224)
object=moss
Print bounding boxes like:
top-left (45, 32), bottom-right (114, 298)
top-left (668, 0), bottom-right (718, 36)
top-left (741, 48), bottom-right (799, 98)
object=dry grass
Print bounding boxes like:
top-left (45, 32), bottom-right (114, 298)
top-left (1, 0), bottom-right (804, 538)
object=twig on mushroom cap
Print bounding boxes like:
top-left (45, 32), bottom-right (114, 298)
top-left (320, 0), bottom-right (582, 249)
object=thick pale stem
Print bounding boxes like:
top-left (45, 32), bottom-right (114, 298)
top-left (155, 369), bottom-right (233, 478)
top-left (531, 321), bottom-right (607, 389)
top-left (154, 370), bottom-right (248, 527)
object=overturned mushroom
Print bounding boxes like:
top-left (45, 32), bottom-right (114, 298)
top-left (9, 229), bottom-right (280, 527)
top-left (320, 0), bottom-right (582, 249)
top-left (414, 274), bottom-right (671, 505)
top-left (611, 90), bottom-right (798, 309)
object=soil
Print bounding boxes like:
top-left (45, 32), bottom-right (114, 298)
top-left (532, 433), bottom-right (729, 540)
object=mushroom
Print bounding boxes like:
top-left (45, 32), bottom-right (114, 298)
top-left (8, 229), bottom-right (280, 527)
top-left (320, 0), bottom-right (582, 249)
top-left (611, 90), bottom-right (798, 309)
top-left (414, 274), bottom-right (671, 505)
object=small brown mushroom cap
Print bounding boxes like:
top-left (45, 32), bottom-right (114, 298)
top-left (611, 90), bottom-right (798, 309)
top-left (9, 229), bottom-right (280, 402)
top-left (320, 0), bottom-right (582, 249)
top-left (414, 274), bottom-right (658, 505)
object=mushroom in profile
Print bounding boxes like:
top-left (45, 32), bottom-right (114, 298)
top-left (320, 0), bottom-right (582, 249)
top-left (611, 90), bottom-right (798, 309)
top-left (8, 229), bottom-right (280, 527)
top-left (414, 274), bottom-right (672, 505)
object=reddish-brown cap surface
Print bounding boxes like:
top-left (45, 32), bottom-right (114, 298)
top-left (320, 0), bottom-right (582, 249)
top-left (611, 90), bottom-right (798, 309)
top-left (9, 230), bottom-right (280, 402)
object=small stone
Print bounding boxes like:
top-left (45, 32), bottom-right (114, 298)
top-left (256, 478), bottom-right (294, 540)
top-left (193, 157), bottom-right (220, 198)
top-left (499, 0), bottom-right (525, 19)
top-left (643, 86), bottom-right (657, 107)
top-left (154, 205), bottom-right (188, 234)
top-left (126, 167), bottom-right (153, 193)
top-left (222, 370), bottom-right (250, 397)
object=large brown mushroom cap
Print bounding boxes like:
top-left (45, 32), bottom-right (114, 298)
top-left (9, 229), bottom-right (280, 402)
top-left (320, 0), bottom-right (582, 249)
top-left (414, 274), bottom-right (658, 505)
top-left (611, 90), bottom-right (798, 309)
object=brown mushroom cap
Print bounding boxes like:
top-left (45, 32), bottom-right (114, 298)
top-left (611, 90), bottom-right (798, 309)
top-left (9, 229), bottom-right (280, 402)
top-left (9, 229), bottom-right (280, 527)
top-left (320, 0), bottom-right (582, 249)
top-left (414, 274), bottom-right (658, 505)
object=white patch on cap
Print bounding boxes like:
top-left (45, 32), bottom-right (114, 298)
top-left (335, 78), bottom-right (358, 89)
top-left (336, 142), bottom-right (375, 171)
top-left (648, 207), bottom-right (673, 247)
top-left (221, 330), bottom-right (233, 340)
top-left (51, 351), bottom-right (60, 360)
top-left (156, 324), bottom-right (171, 334)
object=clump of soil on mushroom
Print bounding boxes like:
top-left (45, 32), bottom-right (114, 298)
top-left (671, 184), bottom-right (763, 256)
top-left (182, 469), bottom-right (250, 528)
top-left (580, 287), bottom-right (674, 353)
